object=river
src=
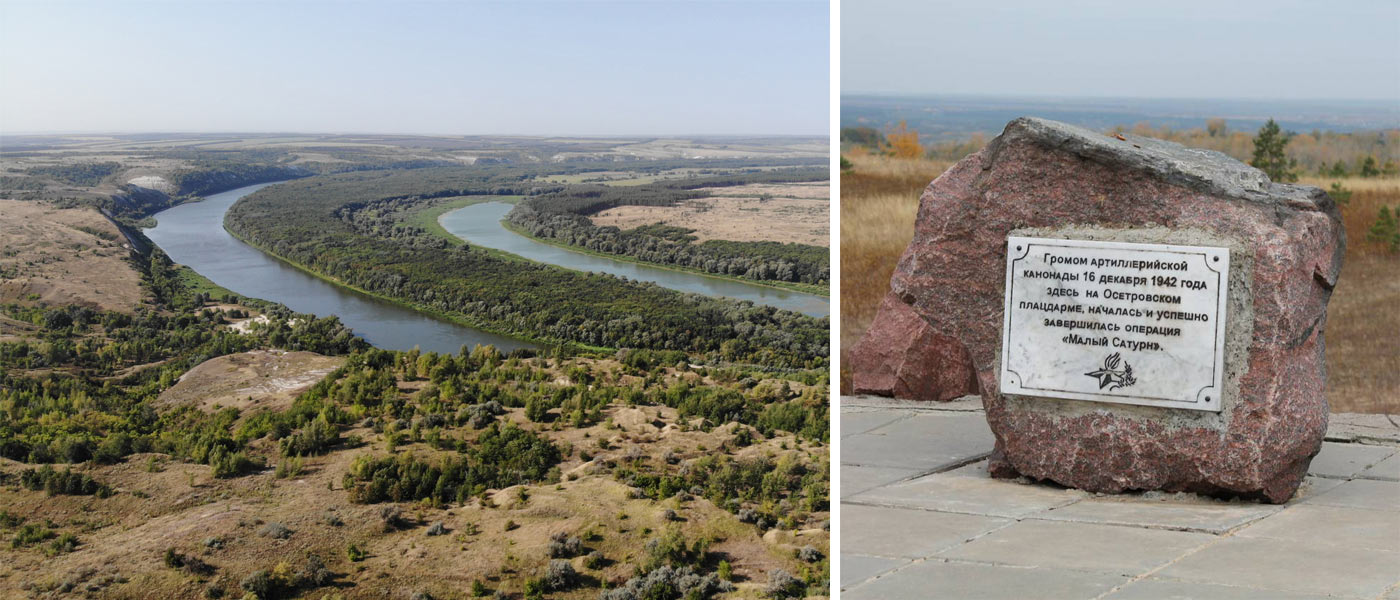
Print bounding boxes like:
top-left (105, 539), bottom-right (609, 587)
top-left (144, 182), bottom-right (535, 354)
top-left (438, 202), bottom-right (830, 317)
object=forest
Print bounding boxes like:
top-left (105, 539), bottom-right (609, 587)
top-left (225, 166), bottom-right (829, 370)
top-left (508, 170), bottom-right (830, 287)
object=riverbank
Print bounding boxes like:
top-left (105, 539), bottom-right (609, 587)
top-left (498, 218), bottom-right (830, 297)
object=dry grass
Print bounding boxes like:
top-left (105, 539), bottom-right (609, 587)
top-left (1317, 177), bottom-right (1400, 413)
top-left (838, 157), bottom-right (1400, 413)
top-left (838, 154), bottom-right (951, 389)
top-left (591, 182), bottom-right (831, 247)
top-left (0, 200), bottom-right (144, 312)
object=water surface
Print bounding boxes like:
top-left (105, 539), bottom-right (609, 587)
top-left (439, 202), bottom-right (830, 317)
top-left (145, 183), bottom-right (534, 354)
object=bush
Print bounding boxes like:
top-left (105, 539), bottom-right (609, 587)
top-left (240, 570), bottom-right (272, 598)
top-left (764, 569), bottom-right (804, 599)
top-left (379, 505), bottom-right (406, 531)
top-left (46, 532), bottom-right (79, 555)
top-left (426, 522), bottom-right (448, 536)
top-left (797, 545), bottom-right (822, 562)
top-left (543, 559), bottom-right (577, 591)
top-left (296, 554), bottom-right (332, 588)
top-left (584, 550), bottom-right (605, 570)
top-left (548, 531), bottom-right (582, 558)
top-left (347, 543), bottom-right (367, 562)
top-left (598, 565), bottom-right (732, 600)
top-left (258, 522), bottom-right (293, 539)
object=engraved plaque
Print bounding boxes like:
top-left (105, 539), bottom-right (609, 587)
top-left (1000, 237), bottom-right (1230, 411)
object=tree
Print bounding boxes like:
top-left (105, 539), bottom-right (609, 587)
top-left (1360, 156), bottom-right (1380, 177)
top-left (1250, 119), bottom-right (1297, 182)
top-left (885, 121), bottom-right (924, 159)
top-left (1206, 118), bottom-right (1227, 137)
top-left (1368, 206), bottom-right (1399, 253)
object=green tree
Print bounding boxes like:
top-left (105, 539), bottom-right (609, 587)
top-left (1367, 206), bottom-right (1399, 253)
top-left (1360, 156), bottom-right (1380, 178)
top-left (1250, 119), bottom-right (1297, 182)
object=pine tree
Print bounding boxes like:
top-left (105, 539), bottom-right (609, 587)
top-left (1367, 206), bottom-right (1399, 253)
top-left (1250, 119), bottom-right (1298, 182)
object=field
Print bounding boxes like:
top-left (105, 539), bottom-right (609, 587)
top-left (0, 199), bottom-right (144, 312)
top-left (591, 182), bottom-right (831, 247)
top-left (839, 152), bottom-right (1400, 413)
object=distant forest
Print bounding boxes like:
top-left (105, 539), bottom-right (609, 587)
top-left (509, 169), bottom-right (830, 287)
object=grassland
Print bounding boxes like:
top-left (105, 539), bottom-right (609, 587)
top-left (590, 182), bottom-right (831, 248)
top-left (0, 199), bottom-right (144, 312)
top-left (839, 153), bottom-right (1400, 413)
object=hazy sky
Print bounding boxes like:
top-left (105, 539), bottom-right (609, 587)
top-left (843, 0), bottom-right (1400, 101)
top-left (1, 0), bottom-right (829, 135)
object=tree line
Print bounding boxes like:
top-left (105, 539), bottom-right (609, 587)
top-left (225, 166), bottom-right (829, 369)
top-left (508, 170), bottom-right (830, 286)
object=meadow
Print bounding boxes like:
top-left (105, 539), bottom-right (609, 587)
top-left (840, 142), bottom-right (1400, 413)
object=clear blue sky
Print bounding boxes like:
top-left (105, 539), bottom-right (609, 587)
top-left (1, 0), bottom-right (829, 135)
top-left (843, 0), bottom-right (1400, 101)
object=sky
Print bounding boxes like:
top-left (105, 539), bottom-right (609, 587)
top-left (842, 0), bottom-right (1400, 101)
top-left (0, 0), bottom-right (829, 136)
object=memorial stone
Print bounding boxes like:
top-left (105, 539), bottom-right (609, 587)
top-left (882, 117), bottom-right (1344, 502)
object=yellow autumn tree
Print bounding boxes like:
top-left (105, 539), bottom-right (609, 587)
top-left (885, 121), bottom-right (924, 159)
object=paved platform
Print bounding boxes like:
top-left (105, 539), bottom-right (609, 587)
top-left (840, 396), bottom-right (1400, 600)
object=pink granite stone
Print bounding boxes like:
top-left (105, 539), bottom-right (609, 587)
top-left (848, 292), bottom-right (978, 402)
top-left (887, 117), bottom-right (1345, 503)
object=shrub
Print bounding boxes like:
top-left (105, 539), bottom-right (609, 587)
top-left (548, 532), bottom-right (582, 558)
top-left (543, 559), bottom-right (577, 591)
top-left (379, 505), bottom-right (406, 531)
top-left (764, 569), bottom-right (804, 599)
top-left (11, 523), bottom-right (55, 548)
top-left (347, 543), bottom-right (367, 562)
top-left (296, 554), bottom-right (332, 587)
top-left (240, 570), bottom-right (272, 598)
top-left (258, 522), bottom-right (293, 539)
top-left (584, 550), bottom-right (605, 570)
top-left (598, 565), bottom-right (732, 600)
top-left (426, 522), bottom-right (447, 536)
top-left (46, 532), bottom-right (79, 555)
top-left (797, 545), bottom-right (822, 562)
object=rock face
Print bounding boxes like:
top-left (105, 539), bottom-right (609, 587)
top-left (849, 292), bottom-right (979, 401)
top-left (888, 117), bottom-right (1344, 503)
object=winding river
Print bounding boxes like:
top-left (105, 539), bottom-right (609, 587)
top-left (145, 183), bottom-right (535, 354)
top-left (439, 202), bottom-right (830, 317)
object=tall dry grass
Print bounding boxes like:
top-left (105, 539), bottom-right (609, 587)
top-left (1311, 177), bottom-right (1400, 413)
top-left (838, 153), bottom-right (950, 391)
top-left (839, 155), bottom-right (1400, 412)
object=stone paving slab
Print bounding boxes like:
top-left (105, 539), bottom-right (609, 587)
top-left (1029, 494), bottom-right (1280, 534)
top-left (1301, 478), bottom-right (1400, 512)
top-left (842, 561), bottom-right (1130, 600)
top-left (839, 402), bottom-right (1400, 598)
top-left (1234, 503), bottom-right (1400, 552)
top-left (1307, 441), bottom-right (1397, 478)
top-left (1325, 412), bottom-right (1400, 446)
top-left (848, 462), bottom-right (1087, 518)
top-left (1361, 453), bottom-right (1400, 481)
top-left (840, 554), bottom-right (904, 588)
top-left (1102, 578), bottom-right (1340, 600)
top-left (840, 465), bottom-right (923, 499)
top-left (1154, 536), bottom-right (1400, 599)
top-left (841, 504), bottom-right (1010, 559)
top-left (840, 409), bottom-right (913, 438)
top-left (840, 412), bottom-right (993, 470)
top-left (938, 519), bottom-right (1216, 575)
